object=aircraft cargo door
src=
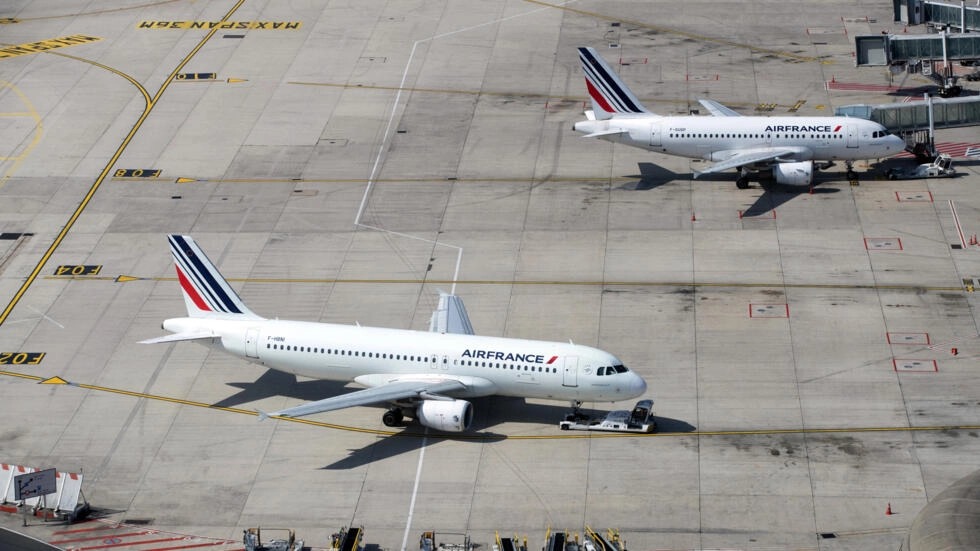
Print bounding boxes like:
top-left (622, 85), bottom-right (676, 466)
top-left (563, 356), bottom-right (578, 387)
top-left (245, 328), bottom-right (259, 358)
top-left (649, 122), bottom-right (662, 147)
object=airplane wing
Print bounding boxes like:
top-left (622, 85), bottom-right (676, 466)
top-left (698, 99), bottom-right (742, 117)
top-left (261, 378), bottom-right (468, 419)
top-left (693, 148), bottom-right (801, 178)
top-left (428, 292), bottom-right (475, 335)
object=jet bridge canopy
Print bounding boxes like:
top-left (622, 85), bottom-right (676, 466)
top-left (855, 33), bottom-right (980, 66)
top-left (836, 95), bottom-right (980, 134)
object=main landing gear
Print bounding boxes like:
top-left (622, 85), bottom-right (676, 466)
top-left (845, 160), bottom-right (857, 181)
top-left (382, 407), bottom-right (404, 427)
top-left (736, 167), bottom-right (751, 189)
top-left (564, 400), bottom-right (588, 422)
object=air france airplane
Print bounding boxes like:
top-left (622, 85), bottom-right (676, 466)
top-left (573, 47), bottom-right (906, 188)
top-left (141, 235), bottom-right (647, 432)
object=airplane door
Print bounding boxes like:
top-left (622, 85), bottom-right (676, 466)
top-left (245, 328), bottom-right (259, 358)
top-left (562, 356), bottom-right (578, 387)
top-left (649, 122), bottom-right (662, 147)
top-left (846, 124), bottom-right (858, 148)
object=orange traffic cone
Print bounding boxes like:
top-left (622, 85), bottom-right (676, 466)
top-left (886, 503), bottom-right (893, 515)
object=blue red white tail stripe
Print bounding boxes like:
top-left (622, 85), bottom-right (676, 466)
top-left (168, 234), bottom-right (258, 318)
top-left (578, 47), bottom-right (651, 119)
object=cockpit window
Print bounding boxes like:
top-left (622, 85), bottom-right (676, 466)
top-left (613, 364), bottom-right (628, 373)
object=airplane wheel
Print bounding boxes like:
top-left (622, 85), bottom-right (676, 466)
top-left (382, 409), bottom-right (403, 427)
top-left (846, 171), bottom-right (857, 180)
top-left (736, 178), bottom-right (749, 190)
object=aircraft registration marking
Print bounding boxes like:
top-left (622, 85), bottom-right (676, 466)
top-left (0, 352), bottom-right (44, 365)
top-left (137, 21), bottom-right (301, 30)
top-left (0, 35), bottom-right (101, 60)
top-left (54, 265), bottom-right (101, 276)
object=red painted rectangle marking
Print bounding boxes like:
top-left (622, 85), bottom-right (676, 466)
top-left (887, 332), bottom-right (930, 345)
top-left (893, 358), bottom-right (938, 372)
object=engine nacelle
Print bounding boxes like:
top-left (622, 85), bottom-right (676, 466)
top-left (416, 399), bottom-right (474, 432)
top-left (771, 161), bottom-right (814, 186)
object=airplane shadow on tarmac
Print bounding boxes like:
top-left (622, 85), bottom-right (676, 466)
top-left (211, 369), bottom-right (694, 469)
top-left (623, 162), bottom-right (840, 217)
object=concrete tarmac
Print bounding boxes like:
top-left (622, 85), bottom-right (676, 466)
top-left (1, 1), bottom-right (979, 550)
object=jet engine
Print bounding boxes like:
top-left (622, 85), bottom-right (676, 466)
top-left (416, 399), bottom-right (474, 432)
top-left (771, 161), bottom-right (814, 186)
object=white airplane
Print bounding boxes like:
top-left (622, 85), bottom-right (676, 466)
top-left (573, 47), bottom-right (907, 188)
top-left (141, 235), bottom-right (647, 432)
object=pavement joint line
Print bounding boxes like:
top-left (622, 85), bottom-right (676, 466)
top-left (42, 274), bottom-right (967, 293)
top-left (4, 369), bottom-right (978, 441)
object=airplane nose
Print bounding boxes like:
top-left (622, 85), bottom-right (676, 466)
top-left (631, 373), bottom-right (647, 397)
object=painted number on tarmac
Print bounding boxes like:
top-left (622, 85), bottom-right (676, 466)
top-left (0, 352), bottom-right (44, 365)
top-left (114, 169), bottom-right (161, 178)
top-left (175, 72), bottom-right (217, 81)
top-left (55, 265), bottom-right (101, 276)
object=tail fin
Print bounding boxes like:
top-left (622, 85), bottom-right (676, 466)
top-left (168, 234), bottom-right (262, 320)
top-left (578, 47), bottom-right (653, 120)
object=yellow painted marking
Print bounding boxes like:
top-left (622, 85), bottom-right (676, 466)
top-left (226, 78), bottom-right (247, 83)
top-left (40, 376), bottom-right (67, 385)
top-left (137, 21), bottom-right (301, 30)
top-left (2, 368), bottom-right (978, 440)
top-left (0, 0), bottom-right (249, 328)
top-left (113, 168), bottom-right (161, 178)
top-left (175, 72), bottom-right (217, 81)
top-left (115, 275), bottom-right (141, 283)
top-left (175, 177), bottom-right (197, 183)
top-left (54, 265), bottom-right (101, 276)
top-left (0, 352), bottom-right (44, 365)
top-left (0, 35), bottom-right (101, 59)
top-left (0, 80), bottom-right (44, 189)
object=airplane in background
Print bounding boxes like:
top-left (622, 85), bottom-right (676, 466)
top-left (141, 235), bottom-right (647, 432)
top-left (573, 47), bottom-right (906, 189)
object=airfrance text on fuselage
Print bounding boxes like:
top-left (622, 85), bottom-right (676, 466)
top-left (764, 124), bottom-right (841, 133)
top-left (462, 349), bottom-right (557, 364)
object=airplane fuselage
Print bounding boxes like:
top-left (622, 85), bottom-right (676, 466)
top-left (163, 316), bottom-right (646, 403)
top-left (574, 115), bottom-right (903, 163)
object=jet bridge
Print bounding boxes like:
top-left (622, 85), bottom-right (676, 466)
top-left (895, 0), bottom-right (980, 31)
top-left (836, 94), bottom-right (980, 156)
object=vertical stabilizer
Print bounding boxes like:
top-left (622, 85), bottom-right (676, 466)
top-left (578, 47), bottom-right (653, 120)
top-left (167, 234), bottom-right (262, 320)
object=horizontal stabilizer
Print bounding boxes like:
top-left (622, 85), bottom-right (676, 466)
top-left (582, 129), bottom-right (629, 139)
top-left (698, 99), bottom-right (742, 117)
top-left (429, 292), bottom-right (475, 335)
top-left (139, 330), bottom-right (215, 344)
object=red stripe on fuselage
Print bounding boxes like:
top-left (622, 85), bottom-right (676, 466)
top-left (176, 266), bottom-right (211, 312)
top-left (547, 356), bottom-right (558, 364)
